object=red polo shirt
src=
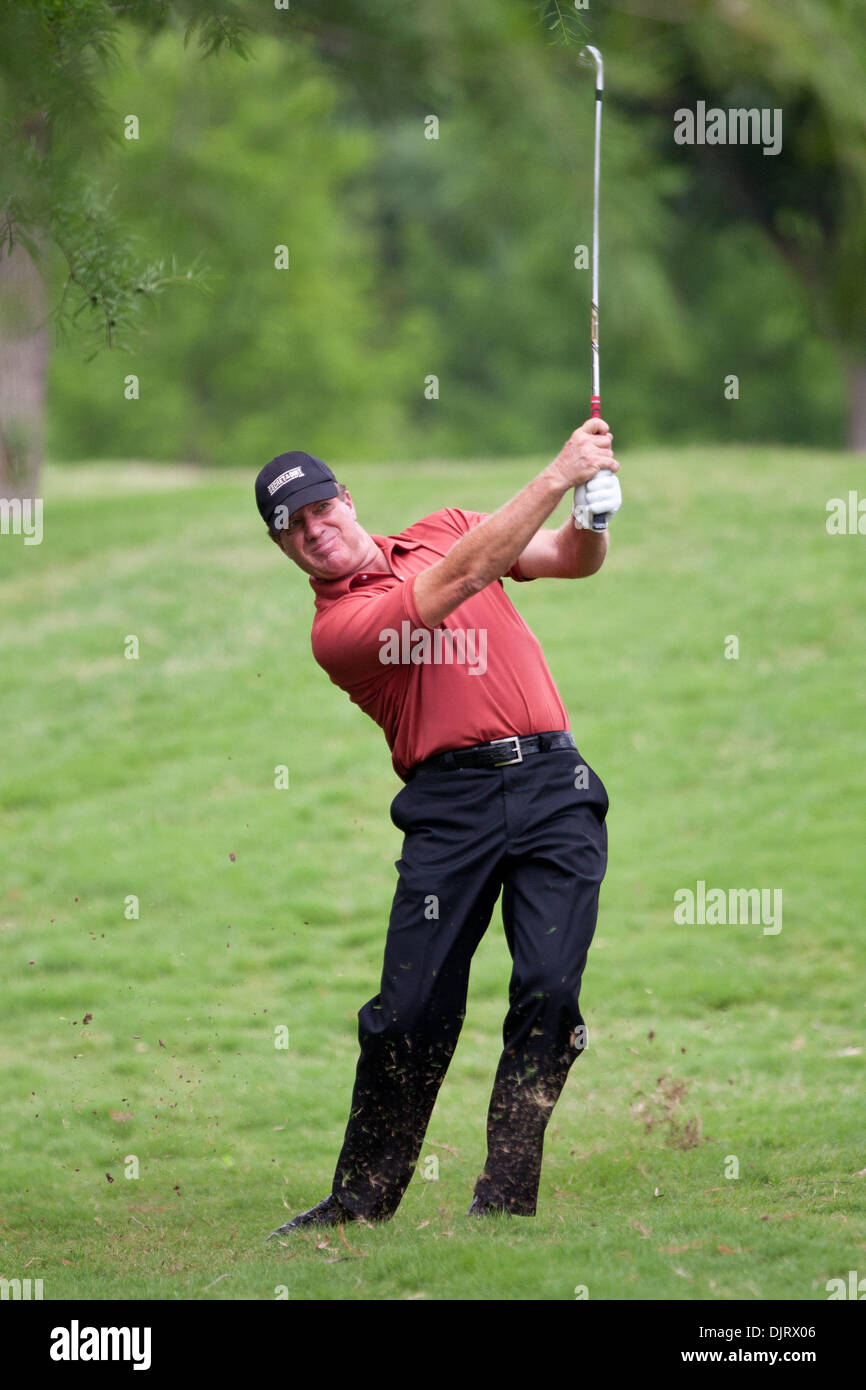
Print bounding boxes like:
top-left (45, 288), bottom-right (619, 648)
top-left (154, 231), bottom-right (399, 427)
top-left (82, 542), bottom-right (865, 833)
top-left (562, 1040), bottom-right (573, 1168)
top-left (310, 508), bottom-right (570, 780)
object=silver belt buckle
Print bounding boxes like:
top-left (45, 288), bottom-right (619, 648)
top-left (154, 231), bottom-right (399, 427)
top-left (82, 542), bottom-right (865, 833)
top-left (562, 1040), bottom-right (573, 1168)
top-left (491, 735), bottom-right (523, 767)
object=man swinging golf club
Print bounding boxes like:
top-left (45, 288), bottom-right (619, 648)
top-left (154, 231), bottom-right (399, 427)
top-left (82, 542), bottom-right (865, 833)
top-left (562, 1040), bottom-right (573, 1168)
top-left (256, 421), bottom-right (622, 1232)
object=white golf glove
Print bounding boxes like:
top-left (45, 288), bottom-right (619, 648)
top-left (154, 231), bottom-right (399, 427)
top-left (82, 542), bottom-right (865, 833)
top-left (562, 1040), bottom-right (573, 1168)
top-left (572, 469), bottom-right (622, 529)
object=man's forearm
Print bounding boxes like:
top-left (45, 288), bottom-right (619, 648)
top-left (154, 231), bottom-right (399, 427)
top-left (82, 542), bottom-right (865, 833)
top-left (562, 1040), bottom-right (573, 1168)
top-left (439, 465), bottom-right (568, 592)
top-left (555, 515), bottom-right (609, 577)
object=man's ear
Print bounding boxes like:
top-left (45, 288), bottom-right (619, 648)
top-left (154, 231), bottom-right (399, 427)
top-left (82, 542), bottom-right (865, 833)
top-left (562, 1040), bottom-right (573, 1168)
top-left (341, 489), bottom-right (357, 518)
top-left (269, 529), bottom-right (288, 554)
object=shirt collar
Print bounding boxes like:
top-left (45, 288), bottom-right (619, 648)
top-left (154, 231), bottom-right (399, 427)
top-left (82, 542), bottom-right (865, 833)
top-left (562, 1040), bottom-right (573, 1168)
top-left (309, 531), bottom-right (422, 599)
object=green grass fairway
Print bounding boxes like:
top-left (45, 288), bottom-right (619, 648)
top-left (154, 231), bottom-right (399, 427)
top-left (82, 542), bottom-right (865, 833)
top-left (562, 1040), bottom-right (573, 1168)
top-left (2, 446), bottom-right (865, 1301)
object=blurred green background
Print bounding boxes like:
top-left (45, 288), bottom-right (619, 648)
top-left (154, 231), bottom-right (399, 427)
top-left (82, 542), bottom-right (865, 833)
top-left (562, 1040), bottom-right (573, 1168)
top-left (1, 0), bottom-right (864, 484)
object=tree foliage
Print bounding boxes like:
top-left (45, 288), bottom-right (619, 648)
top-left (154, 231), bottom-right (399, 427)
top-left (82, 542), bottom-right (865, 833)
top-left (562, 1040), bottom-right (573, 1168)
top-left (0, 1), bottom-right (251, 353)
top-left (2, 0), bottom-right (864, 470)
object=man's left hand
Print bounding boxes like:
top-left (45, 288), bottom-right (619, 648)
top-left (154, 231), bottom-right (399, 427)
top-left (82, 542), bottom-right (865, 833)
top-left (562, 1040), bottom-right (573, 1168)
top-left (572, 470), bottom-right (622, 530)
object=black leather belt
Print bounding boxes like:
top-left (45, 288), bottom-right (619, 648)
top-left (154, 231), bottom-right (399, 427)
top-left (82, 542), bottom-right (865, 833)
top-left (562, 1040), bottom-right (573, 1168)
top-left (408, 731), bottom-right (576, 776)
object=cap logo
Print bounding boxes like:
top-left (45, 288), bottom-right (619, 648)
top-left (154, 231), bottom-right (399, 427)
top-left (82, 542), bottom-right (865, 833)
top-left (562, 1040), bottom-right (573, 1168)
top-left (267, 466), bottom-right (305, 495)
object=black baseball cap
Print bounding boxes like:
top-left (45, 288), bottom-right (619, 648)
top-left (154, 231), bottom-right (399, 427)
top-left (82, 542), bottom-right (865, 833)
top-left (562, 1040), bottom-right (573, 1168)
top-left (255, 451), bottom-right (339, 531)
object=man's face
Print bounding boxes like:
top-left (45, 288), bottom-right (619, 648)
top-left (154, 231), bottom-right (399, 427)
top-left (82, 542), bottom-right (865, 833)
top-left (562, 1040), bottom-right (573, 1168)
top-left (274, 492), bottom-right (370, 580)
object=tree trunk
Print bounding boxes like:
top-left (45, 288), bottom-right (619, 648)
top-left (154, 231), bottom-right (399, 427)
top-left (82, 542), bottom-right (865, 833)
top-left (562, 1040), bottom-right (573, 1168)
top-left (845, 356), bottom-right (866, 455)
top-left (0, 232), bottom-right (49, 500)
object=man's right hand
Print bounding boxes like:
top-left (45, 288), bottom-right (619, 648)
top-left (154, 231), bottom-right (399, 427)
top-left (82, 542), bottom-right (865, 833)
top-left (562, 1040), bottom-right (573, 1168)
top-left (546, 418), bottom-right (619, 492)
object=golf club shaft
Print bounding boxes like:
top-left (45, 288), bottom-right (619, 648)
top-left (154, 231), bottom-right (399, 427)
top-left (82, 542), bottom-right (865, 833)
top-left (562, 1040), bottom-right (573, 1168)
top-left (582, 46), bottom-right (609, 531)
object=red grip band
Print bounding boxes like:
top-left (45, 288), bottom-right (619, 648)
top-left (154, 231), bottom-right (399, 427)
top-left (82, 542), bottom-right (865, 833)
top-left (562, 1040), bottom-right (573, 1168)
top-left (590, 396), bottom-right (601, 419)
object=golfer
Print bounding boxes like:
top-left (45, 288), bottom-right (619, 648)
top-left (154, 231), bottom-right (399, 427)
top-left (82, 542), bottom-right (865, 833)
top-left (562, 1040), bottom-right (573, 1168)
top-left (256, 418), bottom-right (621, 1230)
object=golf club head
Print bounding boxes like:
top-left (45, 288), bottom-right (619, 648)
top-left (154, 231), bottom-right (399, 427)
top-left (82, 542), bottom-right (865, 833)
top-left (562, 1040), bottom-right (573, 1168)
top-left (579, 45), bottom-right (603, 83)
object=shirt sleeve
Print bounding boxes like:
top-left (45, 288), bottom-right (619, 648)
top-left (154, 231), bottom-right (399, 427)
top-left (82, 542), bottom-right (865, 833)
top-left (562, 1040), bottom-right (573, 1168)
top-left (312, 576), bottom-right (434, 687)
top-left (437, 507), bottom-right (534, 583)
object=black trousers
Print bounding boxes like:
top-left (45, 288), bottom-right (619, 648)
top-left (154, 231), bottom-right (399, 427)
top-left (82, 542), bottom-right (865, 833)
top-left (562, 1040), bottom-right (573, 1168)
top-left (331, 743), bottom-right (608, 1218)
